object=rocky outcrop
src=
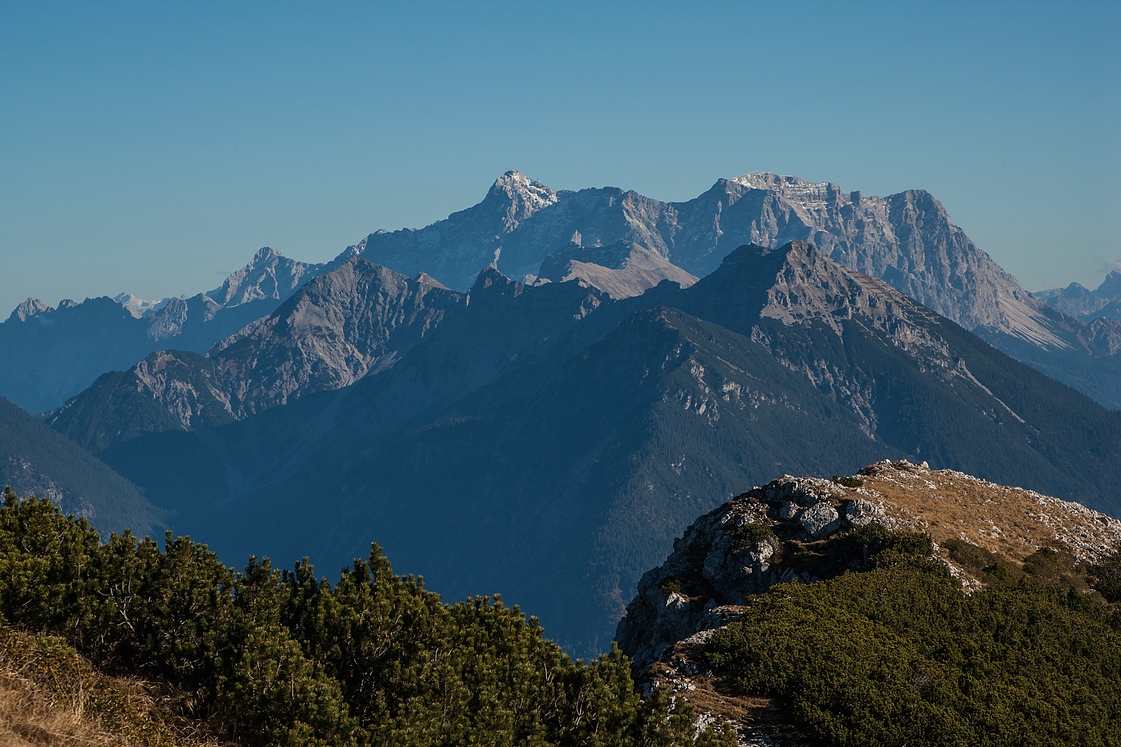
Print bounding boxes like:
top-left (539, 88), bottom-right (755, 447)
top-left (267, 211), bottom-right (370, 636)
top-left (616, 460), bottom-right (1121, 745)
top-left (616, 473), bottom-right (881, 673)
top-left (618, 459), bottom-right (1121, 671)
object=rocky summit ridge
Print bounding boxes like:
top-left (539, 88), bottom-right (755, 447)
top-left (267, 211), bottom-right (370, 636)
top-left (47, 257), bottom-right (462, 447)
top-left (616, 459), bottom-right (1121, 743)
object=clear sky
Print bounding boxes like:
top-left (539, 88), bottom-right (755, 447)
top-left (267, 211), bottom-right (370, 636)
top-left (2, 1), bottom-right (1119, 315)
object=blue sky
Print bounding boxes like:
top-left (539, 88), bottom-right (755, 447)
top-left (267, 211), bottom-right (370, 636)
top-left (1, 1), bottom-right (1119, 314)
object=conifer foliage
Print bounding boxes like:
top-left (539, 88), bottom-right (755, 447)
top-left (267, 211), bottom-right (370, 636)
top-left (0, 488), bottom-right (733, 746)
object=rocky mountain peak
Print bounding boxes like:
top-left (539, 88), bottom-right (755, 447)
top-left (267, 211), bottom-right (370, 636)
top-left (413, 271), bottom-right (449, 289)
top-left (205, 246), bottom-right (320, 308)
top-left (483, 170), bottom-right (559, 230)
top-left (687, 240), bottom-right (939, 340)
top-left (7, 298), bottom-right (49, 323)
top-left (468, 266), bottom-right (523, 298)
top-left (758, 240), bottom-right (929, 336)
top-left (251, 246), bottom-right (282, 262)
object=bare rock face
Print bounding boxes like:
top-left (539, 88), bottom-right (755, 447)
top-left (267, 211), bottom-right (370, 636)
top-left (210, 257), bottom-right (462, 416)
top-left (7, 298), bottom-right (49, 322)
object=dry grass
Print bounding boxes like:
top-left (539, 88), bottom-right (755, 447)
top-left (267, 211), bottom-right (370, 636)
top-left (855, 461), bottom-right (1121, 565)
top-left (0, 627), bottom-right (227, 747)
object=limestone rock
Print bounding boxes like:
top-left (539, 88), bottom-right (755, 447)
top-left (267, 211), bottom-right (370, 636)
top-left (800, 502), bottom-right (841, 538)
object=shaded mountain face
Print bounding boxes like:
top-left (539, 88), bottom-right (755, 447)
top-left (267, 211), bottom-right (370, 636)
top-left (0, 396), bottom-right (164, 537)
top-left (354, 171), bottom-right (1119, 408)
top-left (0, 247), bottom-right (331, 413)
top-left (68, 241), bottom-right (1121, 657)
top-left (48, 258), bottom-right (463, 450)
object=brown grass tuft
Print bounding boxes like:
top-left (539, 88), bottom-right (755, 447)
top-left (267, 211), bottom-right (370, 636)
top-left (0, 626), bottom-right (228, 747)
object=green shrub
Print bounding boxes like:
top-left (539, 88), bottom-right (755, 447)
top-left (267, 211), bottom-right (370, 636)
top-left (707, 560), bottom-right (1121, 746)
top-left (659, 577), bottom-right (684, 595)
top-left (831, 475), bottom-right (864, 488)
top-left (730, 521), bottom-right (775, 552)
top-left (0, 488), bottom-right (725, 747)
top-left (1093, 551), bottom-right (1121, 603)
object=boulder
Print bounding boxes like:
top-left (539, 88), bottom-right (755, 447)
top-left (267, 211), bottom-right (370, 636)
top-left (800, 502), bottom-right (842, 537)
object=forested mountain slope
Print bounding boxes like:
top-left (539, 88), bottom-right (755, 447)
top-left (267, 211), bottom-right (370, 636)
top-left (0, 396), bottom-right (163, 537)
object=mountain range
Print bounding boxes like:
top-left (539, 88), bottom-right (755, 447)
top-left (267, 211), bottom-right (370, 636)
top-left (42, 237), bottom-right (1121, 655)
top-left (0, 247), bottom-right (338, 413)
top-left (5, 172), bottom-right (1120, 412)
top-left (5, 170), bottom-right (1121, 656)
top-left (351, 171), bottom-right (1121, 409)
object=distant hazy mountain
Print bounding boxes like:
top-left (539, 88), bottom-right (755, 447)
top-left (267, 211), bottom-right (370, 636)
top-left (355, 171), bottom-right (1119, 408)
top-left (60, 241), bottom-right (1120, 655)
top-left (1037, 270), bottom-right (1121, 321)
top-left (0, 396), bottom-right (164, 537)
top-left (0, 247), bottom-right (332, 413)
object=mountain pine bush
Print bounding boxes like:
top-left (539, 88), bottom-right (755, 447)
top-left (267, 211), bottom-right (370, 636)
top-left (0, 487), bottom-right (734, 746)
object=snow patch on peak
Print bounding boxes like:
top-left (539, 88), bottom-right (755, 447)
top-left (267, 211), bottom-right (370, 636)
top-left (731, 172), bottom-right (826, 191)
top-left (114, 293), bottom-right (172, 319)
top-left (486, 170), bottom-right (558, 224)
top-left (729, 172), bottom-right (843, 204)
